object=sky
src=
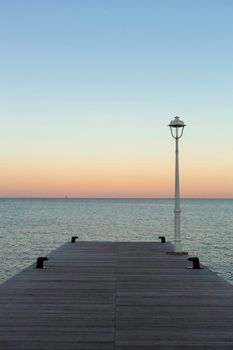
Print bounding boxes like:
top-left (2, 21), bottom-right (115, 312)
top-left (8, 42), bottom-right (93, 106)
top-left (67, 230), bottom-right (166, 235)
top-left (0, 0), bottom-right (233, 198)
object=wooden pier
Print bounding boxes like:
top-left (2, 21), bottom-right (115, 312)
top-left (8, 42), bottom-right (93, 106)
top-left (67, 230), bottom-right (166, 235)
top-left (1, 241), bottom-right (233, 349)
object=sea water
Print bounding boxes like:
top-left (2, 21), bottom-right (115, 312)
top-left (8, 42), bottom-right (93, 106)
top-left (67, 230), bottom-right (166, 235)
top-left (0, 198), bottom-right (233, 284)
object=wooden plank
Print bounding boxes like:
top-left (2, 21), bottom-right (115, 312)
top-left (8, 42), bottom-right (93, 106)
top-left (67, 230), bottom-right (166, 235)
top-left (1, 241), bottom-right (233, 349)
top-left (0, 241), bottom-right (117, 350)
top-left (115, 242), bottom-right (233, 350)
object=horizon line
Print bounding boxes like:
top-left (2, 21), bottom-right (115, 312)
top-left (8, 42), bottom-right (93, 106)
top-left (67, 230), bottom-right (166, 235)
top-left (0, 197), bottom-right (233, 200)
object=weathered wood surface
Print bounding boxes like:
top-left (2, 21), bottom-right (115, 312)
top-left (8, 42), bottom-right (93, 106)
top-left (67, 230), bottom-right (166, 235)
top-left (1, 241), bottom-right (233, 349)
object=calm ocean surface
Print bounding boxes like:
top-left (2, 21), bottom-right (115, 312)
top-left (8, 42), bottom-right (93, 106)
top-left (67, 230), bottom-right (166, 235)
top-left (0, 198), bottom-right (233, 284)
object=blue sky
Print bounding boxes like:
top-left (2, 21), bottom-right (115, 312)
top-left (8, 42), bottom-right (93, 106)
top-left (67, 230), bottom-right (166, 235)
top-left (0, 0), bottom-right (233, 197)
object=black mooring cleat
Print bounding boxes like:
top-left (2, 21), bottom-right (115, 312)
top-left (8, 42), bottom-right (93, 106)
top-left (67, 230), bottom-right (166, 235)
top-left (187, 257), bottom-right (203, 269)
top-left (36, 257), bottom-right (48, 269)
top-left (158, 236), bottom-right (166, 243)
top-left (71, 236), bottom-right (78, 243)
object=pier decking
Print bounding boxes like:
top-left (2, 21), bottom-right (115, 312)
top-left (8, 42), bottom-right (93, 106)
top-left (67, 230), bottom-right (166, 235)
top-left (1, 241), bottom-right (233, 349)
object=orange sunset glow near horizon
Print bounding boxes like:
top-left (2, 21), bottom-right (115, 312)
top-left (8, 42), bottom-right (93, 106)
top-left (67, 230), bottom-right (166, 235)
top-left (0, 145), bottom-right (233, 198)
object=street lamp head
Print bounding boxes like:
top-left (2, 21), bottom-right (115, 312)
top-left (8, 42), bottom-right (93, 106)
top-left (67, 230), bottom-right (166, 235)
top-left (169, 116), bottom-right (186, 139)
top-left (169, 116), bottom-right (186, 128)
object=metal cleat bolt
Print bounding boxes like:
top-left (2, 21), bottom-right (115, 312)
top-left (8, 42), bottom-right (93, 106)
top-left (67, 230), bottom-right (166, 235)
top-left (36, 257), bottom-right (48, 269)
top-left (71, 236), bottom-right (78, 243)
top-left (158, 236), bottom-right (166, 243)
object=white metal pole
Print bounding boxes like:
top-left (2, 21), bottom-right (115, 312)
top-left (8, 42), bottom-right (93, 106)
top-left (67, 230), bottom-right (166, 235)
top-left (174, 130), bottom-right (182, 252)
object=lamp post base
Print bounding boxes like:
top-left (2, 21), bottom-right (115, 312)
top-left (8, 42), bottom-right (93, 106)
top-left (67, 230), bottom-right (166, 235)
top-left (166, 251), bottom-right (188, 255)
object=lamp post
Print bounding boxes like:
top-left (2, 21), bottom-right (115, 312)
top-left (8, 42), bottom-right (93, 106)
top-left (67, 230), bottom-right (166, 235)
top-left (169, 116), bottom-right (186, 253)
